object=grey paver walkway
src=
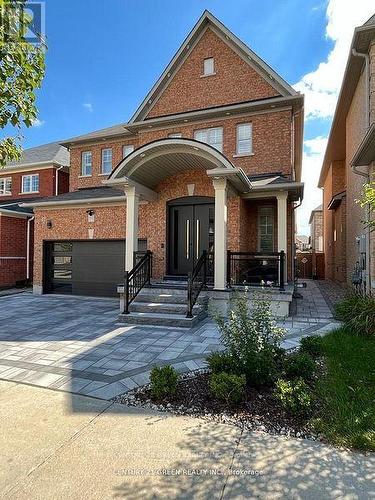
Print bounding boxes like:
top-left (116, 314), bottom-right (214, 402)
top-left (0, 284), bottom-right (341, 400)
top-left (1, 382), bottom-right (373, 499)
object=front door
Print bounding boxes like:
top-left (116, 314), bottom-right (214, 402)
top-left (168, 197), bottom-right (214, 276)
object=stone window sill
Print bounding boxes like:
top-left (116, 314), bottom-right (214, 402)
top-left (78, 175), bottom-right (92, 178)
top-left (19, 191), bottom-right (39, 195)
top-left (200, 72), bottom-right (216, 78)
top-left (233, 153), bottom-right (254, 158)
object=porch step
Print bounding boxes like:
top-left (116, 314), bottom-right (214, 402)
top-left (118, 287), bottom-right (208, 328)
top-left (118, 310), bottom-right (207, 328)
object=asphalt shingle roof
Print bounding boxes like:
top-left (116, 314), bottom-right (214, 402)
top-left (22, 187), bottom-right (124, 205)
top-left (5, 142), bottom-right (70, 168)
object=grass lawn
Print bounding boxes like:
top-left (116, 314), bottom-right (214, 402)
top-left (312, 328), bottom-right (375, 451)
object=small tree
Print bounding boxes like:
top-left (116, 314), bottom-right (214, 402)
top-left (359, 181), bottom-right (375, 232)
top-left (212, 293), bottom-right (286, 386)
top-left (0, 0), bottom-right (46, 166)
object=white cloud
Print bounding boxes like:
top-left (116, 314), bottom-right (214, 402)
top-left (293, 0), bottom-right (374, 120)
top-left (31, 118), bottom-right (45, 127)
top-left (83, 102), bottom-right (93, 112)
top-left (297, 137), bottom-right (327, 235)
top-left (295, 0), bottom-right (374, 236)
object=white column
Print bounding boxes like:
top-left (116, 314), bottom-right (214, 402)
top-left (213, 177), bottom-right (228, 290)
top-left (124, 185), bottom-right (139, 271)
top-left (277, 192), bottom-right (288, 282)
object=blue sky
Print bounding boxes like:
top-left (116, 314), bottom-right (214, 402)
top-left (24, 0), bottom-right (330, 146)
top-left (19, 0), bottom-right (375, 233)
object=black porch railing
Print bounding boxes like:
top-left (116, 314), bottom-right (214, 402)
top-left (186, 250), bottom-right (209, 318)
top-left (227, 251), bottom-right (285, 291)
top-left (123, 250), bottom-right (152, 314)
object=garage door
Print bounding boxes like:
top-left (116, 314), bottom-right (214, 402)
top-left (44, 240), bottom-right (147, 297)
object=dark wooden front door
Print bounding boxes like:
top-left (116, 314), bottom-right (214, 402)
top-left (167, 197), bottom-right (214, 276)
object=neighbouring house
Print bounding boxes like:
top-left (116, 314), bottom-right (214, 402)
top-left (23, 11), bottom-right (304, 323)
top-left (319, 14), bottom-right (375, 292)
top-left (295, 234), bottom-right (310, 252)
top-left (0, 143), bottom-right (69, 289)
top-left (309, 205), bottom-right (323, 252)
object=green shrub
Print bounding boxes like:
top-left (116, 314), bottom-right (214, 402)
top-left (212, 293), bottom-right (286, 386)
top-left (299, 335), bottom-right (324, 358)
top-left (335, 293), bottom-right (375, 336)
top-left (275, 378), bottom-right (313, 416)
top-left (283, 352), bottom-right (316, 381)
top-left (209, 372), bottom-right (246, 405)
top-left (207, 351), bottom-right (235, 374)
top-left (150, 365), bottom-right (178, 400)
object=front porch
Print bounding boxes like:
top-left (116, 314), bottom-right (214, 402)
top-left (103, 138), bottom-right (302, 323)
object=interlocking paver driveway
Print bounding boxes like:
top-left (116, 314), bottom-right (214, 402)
top-left (0, 288), bottom-right (340, 400)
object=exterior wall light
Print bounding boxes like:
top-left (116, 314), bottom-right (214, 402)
top-left (46, 220), bottom-right (52, 229)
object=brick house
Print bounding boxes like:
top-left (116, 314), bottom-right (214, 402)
top-left (318, 14), bottom-right (375, 292)
top-left (0, 143), bottom-right (69, 288)
top-left (24, 11), bottom-right (304, 323)
top-left (309, 205), bottom-right (323, 252)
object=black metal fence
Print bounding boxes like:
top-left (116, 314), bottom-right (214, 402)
top-left (227, 251), bottom-right (285, 290)
top-left (123, 251), bottom-right (152, 314)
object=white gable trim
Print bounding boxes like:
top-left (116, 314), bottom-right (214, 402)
top-left (130, 10), bottom-right (296, 123)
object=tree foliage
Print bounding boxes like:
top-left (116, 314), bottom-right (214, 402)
top-left (360, 181), bottom-right (375, 231)
top-left (0, 0), bottom-right (45, 166)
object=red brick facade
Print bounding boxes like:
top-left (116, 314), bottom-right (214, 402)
top-left (146, 28), bottom-right (279, 118)
top-left (31, 13), bottom-right (301, 291)
top-left (0, 165), bottom-right (69, 288)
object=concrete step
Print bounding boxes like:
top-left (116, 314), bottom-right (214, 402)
top-left (118, 310), bottom-right (207, 328)
top-left (130, 301), bottom-right (203, 315)
top-left (136, 292), bottom-right (188, 304)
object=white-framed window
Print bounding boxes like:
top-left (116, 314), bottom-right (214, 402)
top-left (236, 123), bottom-right (252, 155)
top-left (123, 145), bottom-right (134, 158)
top-left (81, 151), bottom-right (92, 176)
top-left (194, 127), bottom-right (223, 152)
top-left (203, 57), bottom-right (215, 76)
top-left (168, 133), bottom-right (182, 138)
top-left (258, 207), bottom-right (275, 253)
top-left (0, 177), bottom-right (12, 195)
top-left (22, 174), bottom-right (39, 193)
top-left (101, 148), bottom-right (112, 174)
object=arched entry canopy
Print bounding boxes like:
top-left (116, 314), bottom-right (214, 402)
top-left (103, 138), bottom-right (252, 200)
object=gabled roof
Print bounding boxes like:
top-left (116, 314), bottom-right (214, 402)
top-left (130, 10), bottom-right (297, 123)
top-left (4, 142), bottom-right (70, 169)
top-left (309, 204), bottom-right (323, 224)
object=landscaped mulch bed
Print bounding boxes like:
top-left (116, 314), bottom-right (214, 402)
top-left (115, 369), bottom-right (321, 442)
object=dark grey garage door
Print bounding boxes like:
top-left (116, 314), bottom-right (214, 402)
top-left (44, 240), bottom-right (147, 297)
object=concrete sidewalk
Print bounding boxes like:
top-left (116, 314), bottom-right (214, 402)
top-left (0, 381), bottom-right (373, 499)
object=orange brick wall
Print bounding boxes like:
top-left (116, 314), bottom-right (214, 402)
top-left (146, 27), bottom-right (279, 118)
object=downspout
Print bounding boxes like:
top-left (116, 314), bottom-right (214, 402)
top-left (26, 216), bottom-right (35, 281)
top-left (55, 166), bottom-right (63, 196)
top-left (351, 47), bottom-right (371, 293)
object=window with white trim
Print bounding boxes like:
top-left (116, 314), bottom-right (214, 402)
top-left (236, 123), bottom-right (252, 155)
top-left (101, 148), bottom-right (112, 174)
top-left (123, 145), bottom-right (134, 158)
top-left (0, 177), bottom-right (12, 195)
top-left (194, 127), bottom-right (223, 152)
top-left (168, 133), bottom-right (182, 138)
top-left (203, 57), bottom-right (215, 76)
top-left (81, 151), bottom-right (92, 176)
top-left (22, 174), bottom-right (39, 193)
top-left (258, 207), bottom-right (275, 253)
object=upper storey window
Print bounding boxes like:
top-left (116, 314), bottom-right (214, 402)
top-left (0, 177), bottom-right (12, 195)
top-left (123, 145), bottom-right (134, 158)
top-left (203, 57), bottom-right (215, 76)
top-left (236, 123), bottom-right (252, 155)
top-left (81, 151), bottom-right (92, 176)
top-left (22, 174), bottom-right (39, 193)
top-left (101, 148), bottom-right (113, 175)
top-left (194, 127), bottom-right (223, 152)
